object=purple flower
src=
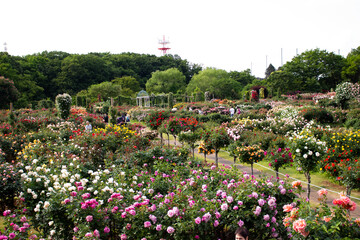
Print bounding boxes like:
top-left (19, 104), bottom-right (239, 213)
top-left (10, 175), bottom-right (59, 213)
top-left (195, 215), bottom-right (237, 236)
top-left (215, 211), bottom-right (221, 219)
top-left (238, 219), bottom-right (244, 227)
top-left (195, 217), bottom-right (201, 224)
top-left (263, 214), bottom-right (270, 221)
top-left (104, 226), bottom-right (110, 233)
top-left (167, 226), bottom-right (175, 234)
top-left (9, 233), bottom-right (16, 239)
top-left (226, 196), bottom-right (233, 203)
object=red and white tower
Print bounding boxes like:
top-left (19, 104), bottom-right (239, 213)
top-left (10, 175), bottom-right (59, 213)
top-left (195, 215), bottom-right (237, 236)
top-left (158, 35), bottom-right (170, 55)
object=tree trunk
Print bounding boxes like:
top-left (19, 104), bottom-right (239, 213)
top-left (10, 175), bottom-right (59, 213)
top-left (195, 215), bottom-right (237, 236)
top-left (160, 133), bottom-right (163, 145)
top-left (167, 134), bottom-right (170, 147)
top-left (215, 148), bottom-right (218, 168)
top-left (204, 153), bottom-right (207, 164)
top-left (305, 172), bottom-right (311, 199)
top-left (174, 135), bottom-right (177, 145)
top-left (346, 185), bottom-right (352, 197)
top-left (233, 156), bottom-right (236, 164)
top-left (275, 167), bottom-right (279, 182)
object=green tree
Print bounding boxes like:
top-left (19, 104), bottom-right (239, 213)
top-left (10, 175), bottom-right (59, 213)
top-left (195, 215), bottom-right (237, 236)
top-left (229, 69), bottom-right (256, 87)
top-left (272, 49), bottom-right (345, 92)
top-left (112, 76), bottom-right (140, 96)
top-left (187, 68), bottom-right (240, 99)
top-left (146, 68), bottom-right (186, 94)
top-left (342, 46), bottom-right (360, 83)
top-left (0, 76), bottom-right (20, 109)
top-left (201, 127), bottom-right (231, 168)
top-left (54, 54), bottom-right (112, 95)
top-left (87, 82), bottom-right (122, 101)
top-left (266, 70), bottom-right (302, 94)
top-left (265, 64), bottom-right (276, 79)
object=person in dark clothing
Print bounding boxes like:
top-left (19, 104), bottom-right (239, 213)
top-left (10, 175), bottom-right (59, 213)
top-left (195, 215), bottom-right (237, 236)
top-left (103, 113), bottom-right (108, 123)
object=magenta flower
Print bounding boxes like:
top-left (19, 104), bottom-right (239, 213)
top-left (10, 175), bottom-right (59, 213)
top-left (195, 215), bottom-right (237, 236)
top-left (214, 220), bottom-right (219, 227)
top-left (104, 226), bottom-right (110, 233)
top-left (258, 199), bottom-right (265, 206)
top-left (195, 217), bottom-right (201, 224)
top-left (144, 221), bottom-right (152, 228)
top-left (86, 215), bottom-right (93, 222)
top-left (156, 224), bottom-right (162, 231)
top-left (202, 212), bottom-right (211, 222)
top-left (238, 219), bottom-right (244, 227)
top-left (254, 206), bottom-right (262, 216)
top-left (120, 234), bottom-right (127, 240)
top-left (93, 229), bottom-right (100, 237)
top-left (263, 214), bottom-right (270, 221)
top-left (149, 214), bottom-right (157, 223)
top-left (85, 232), bottom-right (93, 237)
top-left (9, 233), bottom-right (16, 239)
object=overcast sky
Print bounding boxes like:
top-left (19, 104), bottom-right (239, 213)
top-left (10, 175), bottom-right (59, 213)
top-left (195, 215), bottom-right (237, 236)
top-left (1, 0), bottom-right (359, 77)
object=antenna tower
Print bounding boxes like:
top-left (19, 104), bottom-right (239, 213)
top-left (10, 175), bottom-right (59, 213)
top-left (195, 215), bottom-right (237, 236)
top-left (158, 35), bottom-right (170, 55)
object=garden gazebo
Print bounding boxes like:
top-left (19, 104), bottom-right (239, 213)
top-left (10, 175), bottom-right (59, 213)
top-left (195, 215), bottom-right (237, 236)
top-left (136, 90), bottom-right (150, 107)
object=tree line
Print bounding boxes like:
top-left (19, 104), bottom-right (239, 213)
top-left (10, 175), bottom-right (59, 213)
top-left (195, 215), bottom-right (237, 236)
top-left (1, 46), bottom-right (359, 108)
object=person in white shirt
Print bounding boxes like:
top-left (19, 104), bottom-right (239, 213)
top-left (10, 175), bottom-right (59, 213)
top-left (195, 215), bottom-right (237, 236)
top-left (229, 107), bottom-right (235, 117)
top-left (85, 121), bottom-right (92, 132)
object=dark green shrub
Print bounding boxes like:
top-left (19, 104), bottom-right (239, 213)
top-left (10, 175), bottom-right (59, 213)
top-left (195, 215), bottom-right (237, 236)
top-left (347, 109), bottom-right (360, 120)
top-left (300, 107), bottom-right (334, 124)
top-left (344, 118), bottom-right (360, 129)
top-left (37, 99), bottom-right (54, 109)
top-left (55, 93), bottom-right (72, 119)
top-left (318, 98), bottom-right (337, 108)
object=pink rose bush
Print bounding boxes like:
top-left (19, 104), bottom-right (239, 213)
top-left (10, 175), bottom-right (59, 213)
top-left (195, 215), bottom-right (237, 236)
top-left (1, 146), bottom-right (298, 240)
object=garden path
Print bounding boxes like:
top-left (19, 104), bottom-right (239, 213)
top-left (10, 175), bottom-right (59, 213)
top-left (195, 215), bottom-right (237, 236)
top-left (164, 138), bottom-right (360, 218)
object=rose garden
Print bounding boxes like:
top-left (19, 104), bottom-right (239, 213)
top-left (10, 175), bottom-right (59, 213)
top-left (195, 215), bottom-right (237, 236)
top-left (1, 83), bottom-right (360, 239)
top-left (1, 48), bottom-right (360, 239)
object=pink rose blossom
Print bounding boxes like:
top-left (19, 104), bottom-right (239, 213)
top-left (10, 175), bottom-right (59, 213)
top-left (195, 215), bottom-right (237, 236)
top-left (167, 226), bottom-right (175, 234)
